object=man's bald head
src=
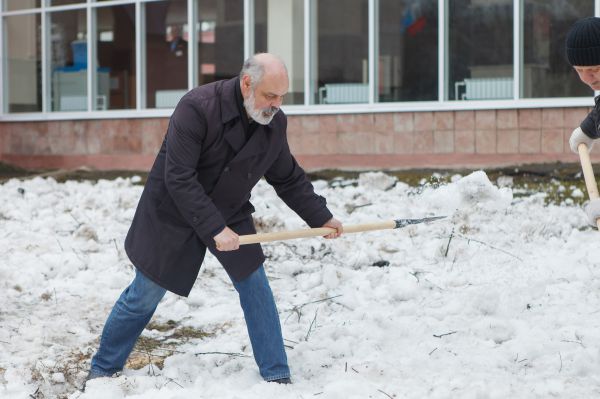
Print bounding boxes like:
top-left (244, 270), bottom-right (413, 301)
top-left (240, 53), bottom-right (288, 88)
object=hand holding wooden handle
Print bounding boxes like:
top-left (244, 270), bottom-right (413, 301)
top-left (577, 142), bottom-right (600, 230)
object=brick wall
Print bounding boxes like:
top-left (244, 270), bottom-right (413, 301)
top-left (0, 108), bottom-right (596, 171)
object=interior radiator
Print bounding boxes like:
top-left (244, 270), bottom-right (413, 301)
top-left (155, 89), bottom-right (187, 108)
top-left (455, 77), bottom-right (513, 100)
top-left (318, 83), bottom-right (369, 104)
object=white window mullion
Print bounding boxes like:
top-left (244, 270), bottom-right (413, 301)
top-left (513, 0), bottom-right (521, 99)
top-left (309, 0), bottom-right (317, 104)
top-left (438, 0), bottom-right (446, 101)
top-left (368, 0), bottom-right (377, 104)
top-left (41, 6), bottom-right (48, 112)
top-left (243, 0), bottom-right (253, 59)
top-left (87, 2), bottom-right (95, 112)
top-left (303, 0), bottom-right (310, 106)
top-left (1, 5), bottom-right (5, 113)
top-left (596, 0), bottom-right (600, 17)
top-left (187, 0), bottom-right (196, 89)
top-left (136, 1), bottom-right (145, 109)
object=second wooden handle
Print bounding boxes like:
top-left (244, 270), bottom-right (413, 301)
top-left (578, 142), bottom-right (600, 230)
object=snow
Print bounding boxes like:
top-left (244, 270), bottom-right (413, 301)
top-left (1, 170), bottom-right (599, 398)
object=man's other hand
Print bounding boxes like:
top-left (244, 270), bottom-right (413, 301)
top-left (214, 227), bottom-right (240, 251)
top-left (322, 217), bottom-right (343, 239)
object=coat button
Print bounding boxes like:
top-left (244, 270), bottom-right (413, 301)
top-left (192, 216), bottom-right (199, 224)
top-left (223, 166), bottom-right (230, 172)
top-left (247, 173), bottom-right (252, 179)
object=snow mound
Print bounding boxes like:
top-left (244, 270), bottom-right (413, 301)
top-left (358, 172), bottom-right (397, 191)
top-left (422, 170), bottom-right (513, 214)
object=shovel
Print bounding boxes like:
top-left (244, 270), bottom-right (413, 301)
top-left (577, 143), bottom-right (600, 229)
top-left (239, 216), bottom-right (446, 245)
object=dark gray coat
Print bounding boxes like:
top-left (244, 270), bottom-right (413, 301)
top-left (581, 95), bottom-right (600, 139)
top-left (124, 78), bottom-right (333, 296)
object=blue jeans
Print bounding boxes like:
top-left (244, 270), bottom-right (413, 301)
top-left (90, 266), bottom-right (290, 381)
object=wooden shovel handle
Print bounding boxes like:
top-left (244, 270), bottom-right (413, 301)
top-left (577, 143), bottom-right (600, 229)
top-left (238, 220), bottom-right (396, 245)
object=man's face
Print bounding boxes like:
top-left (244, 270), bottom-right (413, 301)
top-left (241, 73), bottom-right (288, 125)
top-left (574, 65), bottom-right (600, 90)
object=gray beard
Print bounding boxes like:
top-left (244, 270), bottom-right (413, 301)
top-left (243, 91), bottom-right (279, 125)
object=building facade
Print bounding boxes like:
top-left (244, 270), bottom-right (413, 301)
top-left (0, 0), bottom-right (598, 171)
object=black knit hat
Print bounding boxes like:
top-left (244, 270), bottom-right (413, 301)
top-left (566, 17), bottom-right (600, 66)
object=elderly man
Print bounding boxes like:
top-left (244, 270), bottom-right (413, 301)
top-left (566, 17), bottom-right (600, 227)
top-left (87, 53), bottom-right (343, 385)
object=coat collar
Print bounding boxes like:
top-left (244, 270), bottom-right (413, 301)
top-left (219, 77), bottom-right (272, 159)
top-left (220, 77), bottom-right (241, 125)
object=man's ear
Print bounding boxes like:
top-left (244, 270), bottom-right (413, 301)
top-left (241, 75), bottom-right (252, 91)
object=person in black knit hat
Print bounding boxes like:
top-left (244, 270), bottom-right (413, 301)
top-left (566, 16), bottom-right (600, 227)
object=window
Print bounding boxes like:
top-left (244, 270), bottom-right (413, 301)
top-left (197, 0), bottom-right (243, 86)
top-left (523, 0), bottom-right (593, 98)
top-left (312, 0), bottom-right (369, 105)
top-left (95, 4), bottom-right (136, 110)
top-left (4, 0), bottom-right (40, 11)
top-left (49, 1), bottom-right (85, 6)
top-left (378, 0), bottom-right (438, 102)
top-left (449, 0), bottom-right (513, 101)
top-left (146, 0), bottom-right (188, 109)
top-left (49, 9), bottom-right (88, 112)
top-left (4, 13), bottom-right (42, 112)
top-left (254, 0), bottom-right (305, 105)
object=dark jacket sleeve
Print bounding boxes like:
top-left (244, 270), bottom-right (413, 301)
top-left (264, 118), bottom-right (333, 228)
top-left (164, 97), bottom-right (226, 239)
top-left (580, 95), bottom-right (600, 139)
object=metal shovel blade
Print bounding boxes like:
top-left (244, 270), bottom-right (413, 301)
top-left (394, 215), bottom-right (446, 229)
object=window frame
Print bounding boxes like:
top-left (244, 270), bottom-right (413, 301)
top-left (0, 0), bottom-right (598, 121)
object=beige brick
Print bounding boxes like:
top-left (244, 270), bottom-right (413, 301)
top-left (475, 110), bottom-right (496, 129)
top-left (541, 129), bottom-right (564, 153)
top-left (413, 131), bottom-right (433, 153)
top-left (373, 130), bottom-right (395, 154)
top-left (497, 109), bottom-right (518, 129)
top-left (519, 129), bottom-right (541, 153)
top-left (518, 109), bottom-right (542, 129)
top-left (475, 130), bottom-right (496, 154)
top-left (299, 130), bottom-right (322, 155)
top-left (338, 131), bottom-right (373, 154)
top-left (433, 130), bottom-right (454, 153)
top-left (286, 115), bottom-right (302, 136)
top-left (454, 129), bottom-right (475, 153)
top-left (542, 108), bottom-right (564, 128)
top-left (393, 112), bottom-right (414, 133)
top-left (374, 113), bottom-right (394, 134)
top-left (318, 115), bottom-right (338, 134)
top-left (455, 111), bottom-right (475, 130)
top-left (497, 130), bottom-right (519, 154)
top-left (434, 112), bottom-right (454, 130)
top-left (300, 115), bottom-right (320, 133)
top-left (394, 130), bottom-right (414, 154)
top-left (414, 112), bottom-right (434, 131)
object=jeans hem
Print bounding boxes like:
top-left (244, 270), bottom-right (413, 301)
top-left (264, 373), bottom-right (291, 382)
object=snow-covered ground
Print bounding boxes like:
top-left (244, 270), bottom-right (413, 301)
top-left (1, 170), bottom-right (599, 399)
